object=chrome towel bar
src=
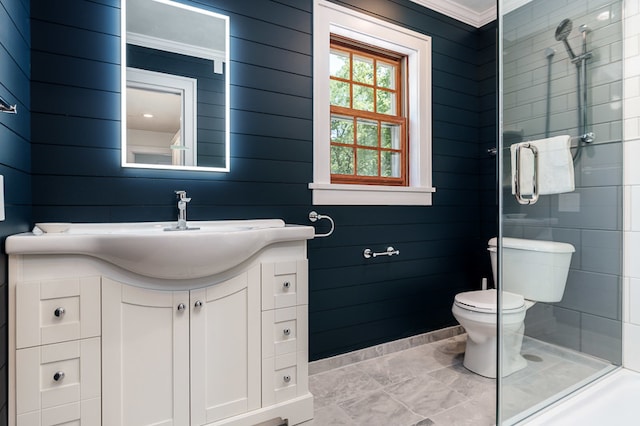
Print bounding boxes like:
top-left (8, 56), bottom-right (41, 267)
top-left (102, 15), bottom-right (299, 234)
top-left (308, 211), bottom-right (334, 238)
top-left (513, 142), bottom-right (539, 205)
top-left (363, 246), bottom-right (400, 259)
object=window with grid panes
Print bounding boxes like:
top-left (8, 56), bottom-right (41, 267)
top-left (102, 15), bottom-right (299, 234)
top-left (311, 0), bottom-right (434, 206)
top-left (329, 38), bottom-right (407, 185)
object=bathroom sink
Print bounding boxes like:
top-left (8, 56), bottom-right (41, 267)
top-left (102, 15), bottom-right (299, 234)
top-left (6, 219), bottom-right (314, 280)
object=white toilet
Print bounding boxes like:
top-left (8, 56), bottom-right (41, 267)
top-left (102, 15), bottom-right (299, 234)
top-left (452, 237), bottom-right (575, 378)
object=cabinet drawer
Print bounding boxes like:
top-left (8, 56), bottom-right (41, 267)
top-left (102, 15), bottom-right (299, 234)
top-left (261, 261), bottom-right (308, 310)
top-left (262, 306), bottom-right (308, 359)
top-left (262, 351), bottom-right (309, 406)
top-left (16, 338), bottom-right (101, 416)
top-left (16, 277), bottom-right (101, 348)
top-left (17, 398), bottom-right (101, 426)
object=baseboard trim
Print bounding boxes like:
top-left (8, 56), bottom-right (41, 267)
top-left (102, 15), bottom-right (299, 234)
top-left (309, 325), bottom-right (464, 375)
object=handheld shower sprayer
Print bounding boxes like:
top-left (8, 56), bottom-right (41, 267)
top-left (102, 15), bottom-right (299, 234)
top-left (554, 18), bottom-right (595, 150)
top-left (555, 18), bottom-right (576, 60)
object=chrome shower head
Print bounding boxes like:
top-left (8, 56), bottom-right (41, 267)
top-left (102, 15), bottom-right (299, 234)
top-left (555, 18), bottom-right (573, 41)
top-left (555, 18), bottom-right (577, 59)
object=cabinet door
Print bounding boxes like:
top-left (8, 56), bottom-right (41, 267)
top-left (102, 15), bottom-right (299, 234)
top-left (190, 267), bottom-right (261, 425)
top-left (102, 278), bottom-right (190, 426)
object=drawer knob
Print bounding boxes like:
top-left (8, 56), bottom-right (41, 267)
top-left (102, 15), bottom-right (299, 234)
top-left (283, 375), bottom-right (291, 383)
top-left (194, 300), bottom-right (203, 308)
top-left (177, 303), bottom-right (186, 311)
top-left (283, 328), bottom-right (291, 336)
top-left (282, 281), bottom-right (291, 289)
top-left (53, 371), bottom-right (65, 382)
top-left (54, 307), bottom-right (65, 317)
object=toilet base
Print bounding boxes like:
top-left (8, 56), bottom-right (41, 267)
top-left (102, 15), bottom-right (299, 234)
top-left (462, 322), bottom-right (527, 379)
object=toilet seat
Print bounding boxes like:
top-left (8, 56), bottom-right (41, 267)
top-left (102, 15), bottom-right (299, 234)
top-left (454, 289), bottom-right (524, 313)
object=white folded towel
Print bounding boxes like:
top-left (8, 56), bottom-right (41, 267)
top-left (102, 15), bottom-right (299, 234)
top-left (511, 135), bottom-right (574, 196)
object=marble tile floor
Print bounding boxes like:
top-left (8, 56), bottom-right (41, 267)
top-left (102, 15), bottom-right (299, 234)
top-left (302, 333), bottom-right (612, 426)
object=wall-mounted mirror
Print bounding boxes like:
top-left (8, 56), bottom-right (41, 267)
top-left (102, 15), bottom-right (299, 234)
top-left (122, 0), bottom-right (230, 171)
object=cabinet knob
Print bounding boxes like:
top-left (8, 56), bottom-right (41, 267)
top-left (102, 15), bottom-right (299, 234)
top-left (177, 303), bottom-right (186, 311)
top-left (283, 328), bottom-right (291, 336)
top-left (283, 375), bottom-right (291, 383)
top-left (282, 281), bottom-right (291, 289)
top-left (194, 300), bottom-right (203, 308)
top-left (53, 371), bottom-right (65, 382)
top-left (54, 307), bottom-right (65, 317)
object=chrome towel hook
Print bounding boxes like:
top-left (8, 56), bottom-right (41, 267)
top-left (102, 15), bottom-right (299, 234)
top-left (308, 211), bottom-right (334, 238)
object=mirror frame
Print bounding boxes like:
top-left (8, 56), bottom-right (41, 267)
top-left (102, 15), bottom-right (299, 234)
top-left (121, 0), bottom-right (230, 172)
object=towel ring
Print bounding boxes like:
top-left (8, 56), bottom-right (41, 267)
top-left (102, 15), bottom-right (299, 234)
top-left (308, 211), bottom-right (334, 238)
top-left (0, 95), bottom-right (17, 114)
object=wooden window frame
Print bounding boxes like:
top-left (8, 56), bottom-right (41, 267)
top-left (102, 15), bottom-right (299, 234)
top-left (329, 40), bottom-right (408, 186)
top-left (311, 0), bottom-right (435, 206)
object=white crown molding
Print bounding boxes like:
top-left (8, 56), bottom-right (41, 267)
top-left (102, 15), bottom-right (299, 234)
top-left (409, 0), bottom-right (497, 28)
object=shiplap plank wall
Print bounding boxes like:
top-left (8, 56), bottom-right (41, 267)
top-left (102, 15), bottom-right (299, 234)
top-left (26, 0), bottom-right (496, 366)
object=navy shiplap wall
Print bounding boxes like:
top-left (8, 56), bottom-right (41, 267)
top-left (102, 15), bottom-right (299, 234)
top-left (0, 0), bottom-right (31, 420)
top-left (309, 0), bottom-right (495, 359)
top-left (28, 0), bottom-right (495, 363)
top-left (478, 21), bottom-right (498, 272)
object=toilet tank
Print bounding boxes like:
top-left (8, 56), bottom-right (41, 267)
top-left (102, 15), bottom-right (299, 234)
top-left (488, 237), bottom-right (575, 302)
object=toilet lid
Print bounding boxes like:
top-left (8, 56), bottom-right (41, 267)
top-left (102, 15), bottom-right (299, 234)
top-left (454, 289), bottom-right (524, 313)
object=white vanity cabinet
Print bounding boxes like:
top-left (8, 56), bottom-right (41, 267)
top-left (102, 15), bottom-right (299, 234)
top-left (8, 223), bottom-right (314, 426)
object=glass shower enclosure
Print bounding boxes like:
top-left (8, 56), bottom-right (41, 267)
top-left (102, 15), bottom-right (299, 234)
top-left (498, 0), bottom-right (624, 423)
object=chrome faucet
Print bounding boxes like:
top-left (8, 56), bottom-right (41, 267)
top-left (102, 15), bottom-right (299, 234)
top-left (175, 190), bottom-right (190, 230)
top-left (165, 190), bottom-right (199, 231)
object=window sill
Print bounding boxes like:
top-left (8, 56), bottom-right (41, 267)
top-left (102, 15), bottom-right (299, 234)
top-left (308, 183), bottom-right (436, 206)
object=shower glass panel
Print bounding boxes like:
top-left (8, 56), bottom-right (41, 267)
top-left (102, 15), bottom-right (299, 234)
top-left (498, 0), bottom-right (624, 423)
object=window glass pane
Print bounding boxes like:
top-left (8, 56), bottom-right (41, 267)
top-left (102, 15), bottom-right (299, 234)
top-left (377, 90), bottom-right (396, 115)
top-left (330, 80), bottom-right (351, 107)
top-left (353, 84), bottom-right (374, 111)
top-left (357, 119), bottom-right (378, 147)
top-left (353, 55), bottom-right (374, 85)
top-left (331, 146), bottom-right (354, 175)
top-left (331, 115), bottom-right (354, 144)
top-left (330, 49), bottom-right (350, 79)
top-left (327, 38), bottom-right (408, 185)
top-left (381, 123), bottom-right (401, 149)
top-left (377, 63), bottom-right (395, 89)
top-left (357, 148), bottom-right (378, 176)
top-left (381, 151), bottom-right (402, 177)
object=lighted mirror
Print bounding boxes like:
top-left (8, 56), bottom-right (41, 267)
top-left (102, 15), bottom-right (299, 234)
top-left (122, 0), bottom-right (230, 171)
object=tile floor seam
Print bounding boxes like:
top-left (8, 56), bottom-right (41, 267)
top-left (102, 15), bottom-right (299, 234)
top-left (380, 386), bottom-right (431, 425)
top-left (336, 386), bottom-right (426, 425)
